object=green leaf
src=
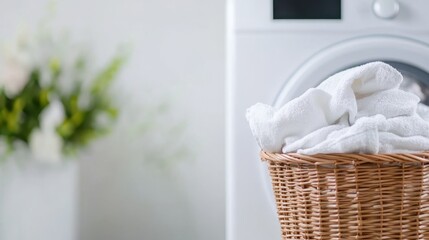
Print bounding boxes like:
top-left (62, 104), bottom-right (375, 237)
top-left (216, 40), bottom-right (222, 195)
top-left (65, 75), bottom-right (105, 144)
top-left (49, 57), bottom-right (61, 76)
top-left (91, 53), bottom-right (126, 95)
top-left (57, 120), bottom-right (74, 138)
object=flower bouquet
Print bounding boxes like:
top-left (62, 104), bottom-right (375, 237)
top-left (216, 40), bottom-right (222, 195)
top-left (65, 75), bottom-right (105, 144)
top-left (0, 29), bottom-right (125, 240)
top-left (0, 30), bottom-right (125, 163)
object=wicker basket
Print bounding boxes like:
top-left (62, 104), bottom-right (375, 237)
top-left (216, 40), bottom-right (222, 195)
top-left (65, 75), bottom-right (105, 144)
top-left (260, 151), bottom-right (429, 240)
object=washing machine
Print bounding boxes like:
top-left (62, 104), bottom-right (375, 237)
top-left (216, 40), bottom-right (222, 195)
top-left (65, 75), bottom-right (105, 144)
top-left (226, 0), bottom-right (429, 239)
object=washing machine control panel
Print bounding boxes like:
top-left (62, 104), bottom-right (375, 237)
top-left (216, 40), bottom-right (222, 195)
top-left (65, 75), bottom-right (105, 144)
top-left (233, 0), bottom-right (429, 33)
top-left (273, 0), bottom-right (341, 20)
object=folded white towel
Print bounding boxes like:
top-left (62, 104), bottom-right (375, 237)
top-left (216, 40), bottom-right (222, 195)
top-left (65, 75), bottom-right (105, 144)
top-left (247, 61), bottom-right (429, 154)
top-left (291, 114), bottom-right (429, 154)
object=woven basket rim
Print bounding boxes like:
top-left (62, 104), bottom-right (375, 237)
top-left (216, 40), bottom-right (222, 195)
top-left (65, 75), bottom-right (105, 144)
top-left (260, 151), bottom-right (429, 165)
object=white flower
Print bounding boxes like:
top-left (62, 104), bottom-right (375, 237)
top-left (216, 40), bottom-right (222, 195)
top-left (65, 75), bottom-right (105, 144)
top-left (0, 57), bottom-right (31, 98)
top-left (39, 99), bottom-right (65, 130)
top-left (0, 35), bottom-right (33, 98)
top-left (29, 128), bottom-right (63, 164)
top-left (29, 99), bottom-right (66, 164)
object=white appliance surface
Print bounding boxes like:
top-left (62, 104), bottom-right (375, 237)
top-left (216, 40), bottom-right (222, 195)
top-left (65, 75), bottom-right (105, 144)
top-left (227, 0), bottom-right (429, 239)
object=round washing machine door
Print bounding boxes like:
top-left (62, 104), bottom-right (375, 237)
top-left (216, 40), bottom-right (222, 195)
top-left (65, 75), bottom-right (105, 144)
top-left (275, 35), bottom-right (429, 106)
top-left (262, 35), bottom-right (429, 208)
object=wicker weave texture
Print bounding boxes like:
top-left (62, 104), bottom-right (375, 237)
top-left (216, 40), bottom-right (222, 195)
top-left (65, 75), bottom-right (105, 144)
top-left (261, 151), bottom-right (429, 240)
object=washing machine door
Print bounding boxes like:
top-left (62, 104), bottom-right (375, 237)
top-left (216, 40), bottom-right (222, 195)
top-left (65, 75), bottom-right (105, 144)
top-left (275, 36), bottom-right (429, 107)
top-left (262, 35), bottom-right (429, 207)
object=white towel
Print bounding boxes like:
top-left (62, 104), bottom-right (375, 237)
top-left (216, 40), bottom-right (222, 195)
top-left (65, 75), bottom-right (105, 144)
top-left (247, 61), bottom-right (429, 154)
top-left (247, 89), bottom-right (332, 152)
top-left (291, 114), bottom-right (429, 154)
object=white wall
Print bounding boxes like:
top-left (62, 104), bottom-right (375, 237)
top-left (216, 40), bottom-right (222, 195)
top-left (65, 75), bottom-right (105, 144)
top-left (0, 0), bottom-right (225, 239)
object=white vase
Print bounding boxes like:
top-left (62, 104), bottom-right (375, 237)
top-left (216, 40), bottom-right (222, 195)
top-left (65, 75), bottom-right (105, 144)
top-left (0, 159), bottom-right (77, 240)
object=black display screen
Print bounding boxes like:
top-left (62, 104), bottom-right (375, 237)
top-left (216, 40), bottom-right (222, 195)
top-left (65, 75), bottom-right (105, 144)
top-left (273, 0), bottom-right (341, 19)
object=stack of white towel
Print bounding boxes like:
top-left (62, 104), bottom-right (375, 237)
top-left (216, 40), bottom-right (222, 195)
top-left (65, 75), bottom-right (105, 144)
top-left (247, 61), bottom-right (429, 154)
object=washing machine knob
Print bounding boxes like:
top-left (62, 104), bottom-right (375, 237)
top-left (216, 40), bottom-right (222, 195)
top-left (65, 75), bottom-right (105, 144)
top-left (373, 0), bottom-right (400, 19)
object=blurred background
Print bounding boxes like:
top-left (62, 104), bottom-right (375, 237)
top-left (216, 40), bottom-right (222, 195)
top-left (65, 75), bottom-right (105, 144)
top-left (0, 0), bottom-right (225, 240)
